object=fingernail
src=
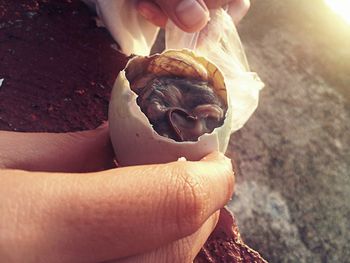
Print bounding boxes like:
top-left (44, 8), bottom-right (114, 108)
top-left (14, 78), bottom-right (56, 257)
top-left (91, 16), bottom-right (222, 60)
top-left (175, 0), bottom-right (209, 30)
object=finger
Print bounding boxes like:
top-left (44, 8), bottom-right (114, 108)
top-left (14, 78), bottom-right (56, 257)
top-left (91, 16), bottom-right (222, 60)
top-left (115, 211), bottom-right (220, 263)
top-left (136, 0), bottom-right (168, 28)
top-left (1, 152), bottom-right (233, 262)
top-left (154, 0), bottom-right (210, 32)
top-left (227, 0), bottom-right (250, 24)
top-left (204, 0), bottom-right (233, 9)
top-left (0, 122), bottom-right (115, 172)
top-left (204, 0), bottom-right (250, 24)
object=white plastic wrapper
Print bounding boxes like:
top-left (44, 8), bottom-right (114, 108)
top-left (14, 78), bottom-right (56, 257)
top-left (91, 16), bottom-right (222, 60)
top-left (83, 0), bottom-right (263, 134)
top-left (166, 9), bottom-right (264, 133)
top-left (82, 0), bottom-right (159, 55)
top-left (83, 1), bottom-right (263, 164)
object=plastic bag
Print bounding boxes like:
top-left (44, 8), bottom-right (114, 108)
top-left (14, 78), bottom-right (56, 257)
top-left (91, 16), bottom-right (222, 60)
top-left (83, 0), bottom-right (263, 134)
top-left (165, 9), bottom-right (264, 133)
top-left (82, 0), bottom-right (159, 56)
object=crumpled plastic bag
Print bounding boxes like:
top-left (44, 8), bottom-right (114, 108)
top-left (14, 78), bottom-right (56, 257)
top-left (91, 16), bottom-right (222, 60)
top-left (83, 0), bottom-right (264, 135)
top-left (82, 0), bottom-right (159, 56)
top-left (166, 9), bottom-right (264, 133)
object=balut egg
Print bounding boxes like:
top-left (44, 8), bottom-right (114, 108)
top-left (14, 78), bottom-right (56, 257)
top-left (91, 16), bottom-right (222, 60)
top-left (109, 49), bottom-right (233, 166)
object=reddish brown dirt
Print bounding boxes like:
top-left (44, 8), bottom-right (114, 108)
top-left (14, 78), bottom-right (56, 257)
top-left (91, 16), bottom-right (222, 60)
top-left (195, 208), bottom-right (267, 263)
top-left (0, 0), bottom-right (127, 132)
top-left (0, 1), bottom-right (267, 262)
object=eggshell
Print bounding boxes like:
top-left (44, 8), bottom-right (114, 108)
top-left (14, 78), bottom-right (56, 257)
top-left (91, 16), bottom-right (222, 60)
top-left (108, 50), bottom-right (233, 166)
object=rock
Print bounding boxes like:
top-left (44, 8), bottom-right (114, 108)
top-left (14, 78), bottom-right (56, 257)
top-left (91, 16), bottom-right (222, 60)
top-left (0, 0), bottom-right (127, 132)
top-left (1, 1), bottom-right (349, 262)
top-left (227, 1), bottom-right (350, 262)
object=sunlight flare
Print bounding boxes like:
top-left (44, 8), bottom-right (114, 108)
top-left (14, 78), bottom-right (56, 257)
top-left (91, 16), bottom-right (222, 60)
top-left (324, 0), bottom-right (350, 25)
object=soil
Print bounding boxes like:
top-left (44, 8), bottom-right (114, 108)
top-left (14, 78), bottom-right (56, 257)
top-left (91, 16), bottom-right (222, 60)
top-left (0, 1), bottom-right (267, 262)
top-left (2, 1), bottom-right (349, 262)
top-left (0, 0), bottom-right (127, 132)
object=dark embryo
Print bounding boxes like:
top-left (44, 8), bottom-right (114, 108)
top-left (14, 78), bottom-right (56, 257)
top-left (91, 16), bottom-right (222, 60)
top-left (136, 76), bottom-right (227, 142)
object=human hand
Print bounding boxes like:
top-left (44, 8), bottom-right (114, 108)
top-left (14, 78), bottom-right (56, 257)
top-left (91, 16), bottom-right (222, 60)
top-left (136, 0), bottom-right (251, 32)
top-left (0, 123), bottom-right (114, 172)
top-left (1, 152), bottom-right (234, 263)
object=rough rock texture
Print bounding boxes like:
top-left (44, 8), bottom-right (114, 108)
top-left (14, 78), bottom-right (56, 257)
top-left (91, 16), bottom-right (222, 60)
top-left (227, 1), bottom-right (350, 262)
top-left (1, 2), bottom-right (266, 262)
top-left (195, 208), bottom-right (267, 263)
top-left (0, 0), bottom-right (127, 132)
top-left (1, 1), bottom-right (349, 262)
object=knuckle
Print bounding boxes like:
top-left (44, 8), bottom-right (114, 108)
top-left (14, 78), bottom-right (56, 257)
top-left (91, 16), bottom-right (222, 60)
top-left (171, 163), bottom-right (209, 236)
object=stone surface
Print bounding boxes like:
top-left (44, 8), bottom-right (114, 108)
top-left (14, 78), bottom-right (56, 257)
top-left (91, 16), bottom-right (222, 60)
top-left (227, 1), bottom-right (350, 262)
top-left (1, 1), bottom-right (349, 262)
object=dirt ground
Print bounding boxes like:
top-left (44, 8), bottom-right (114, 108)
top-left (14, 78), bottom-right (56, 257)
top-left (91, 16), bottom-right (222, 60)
top-left (1, 1), bottom-right (349, 262)
top-left (0, 0), bottom-right (126, 132)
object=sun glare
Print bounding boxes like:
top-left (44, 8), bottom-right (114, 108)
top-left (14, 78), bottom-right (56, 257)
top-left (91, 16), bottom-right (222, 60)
top-left (324, 0), bottom-right (350, 25)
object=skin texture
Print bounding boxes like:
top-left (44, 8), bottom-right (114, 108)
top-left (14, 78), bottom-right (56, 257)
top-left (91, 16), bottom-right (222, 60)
top-left (0, 136), bottom-right (234, 262)
top-left (0, 1), bottom-right (248, 262)
top-left (0, 123), bottom-right (114, 173)
top-left (136, 0), bottom-right (251, 31)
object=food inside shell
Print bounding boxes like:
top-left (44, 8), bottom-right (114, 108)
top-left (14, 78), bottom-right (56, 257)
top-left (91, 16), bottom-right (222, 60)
top-left (109, 50), bottom-right (267, 263)
top-left (109, 49), bottom-right (233, 165)
top-left (125, 50), bottom-right (228, 142)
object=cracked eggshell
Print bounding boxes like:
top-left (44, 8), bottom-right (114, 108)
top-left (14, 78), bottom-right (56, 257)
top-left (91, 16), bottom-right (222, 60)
top-left (108, 49), bottom-right (233, 166)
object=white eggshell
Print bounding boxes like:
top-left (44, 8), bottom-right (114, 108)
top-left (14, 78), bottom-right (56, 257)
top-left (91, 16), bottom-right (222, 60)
top-left (109, 57), bottom-right (233, 166)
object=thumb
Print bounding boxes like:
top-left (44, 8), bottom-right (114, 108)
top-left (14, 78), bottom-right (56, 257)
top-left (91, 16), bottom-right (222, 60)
top-left (154, 0), bottom-right (210, 32)
top-left (200, 151), bottom-right (227, 161)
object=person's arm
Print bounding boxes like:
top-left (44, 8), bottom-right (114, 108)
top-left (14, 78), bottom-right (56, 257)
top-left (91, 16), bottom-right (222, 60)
top-left (0, 152), bottom-right (234, 263)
